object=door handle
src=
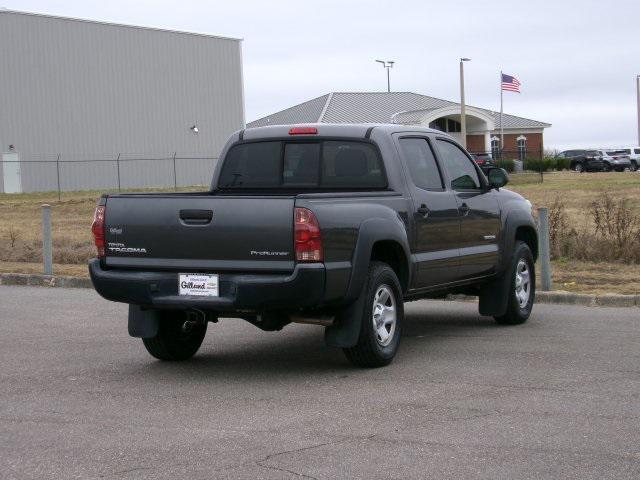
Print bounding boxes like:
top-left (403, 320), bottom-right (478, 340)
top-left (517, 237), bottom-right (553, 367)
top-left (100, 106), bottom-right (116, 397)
top-left (417, 204), bottom-right (430, 218)
top-left (179, 209), bottom-right (213, 225)
top-left (459, 203), bottom-right (470, 216)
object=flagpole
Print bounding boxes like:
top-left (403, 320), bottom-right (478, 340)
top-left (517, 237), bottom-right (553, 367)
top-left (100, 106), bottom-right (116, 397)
top-left (500, 70), bottom-right (504, 157)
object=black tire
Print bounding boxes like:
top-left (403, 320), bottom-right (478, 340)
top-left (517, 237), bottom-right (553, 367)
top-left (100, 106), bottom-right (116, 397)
top-left (343, 262), bottom-right (403, 368)
top-left (630, 162), bottom-right (638, 172)
top-left (494, 241), bottom-right (535, 325)
top-left (574, 162), bottom-right (584, 173)
top-left (602, 163), bottom-right (611, 172)
top-left (142, 310), bottom-right (207, 361)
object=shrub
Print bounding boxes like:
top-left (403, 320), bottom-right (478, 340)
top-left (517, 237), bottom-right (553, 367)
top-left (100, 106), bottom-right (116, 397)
top-left (494, 159), bottom-right (514, 172)
top-left (554, 156), bottom-right (571, 171)
top-left (523, 158), bottom-right (548, 172)
top-left (543, 192), bottom-right (640, 263)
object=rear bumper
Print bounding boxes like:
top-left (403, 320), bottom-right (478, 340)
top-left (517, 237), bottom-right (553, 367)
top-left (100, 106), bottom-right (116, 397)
top-left (89, 258), bottom-right (325, 312)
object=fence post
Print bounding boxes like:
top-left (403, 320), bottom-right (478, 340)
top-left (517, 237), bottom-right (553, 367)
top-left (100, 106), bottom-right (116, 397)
top-left (538, 207), bottom-right (552, 291)
top-left (42, 204), bottom-right (53, 276)
top-left (55, 154), bottom-right (61, 202)
top-left (116, 153), bottom-right (121, 192)
top-left (173, 152), bottom-right (177, 190)
top-left (540, 145), bottom-right (544, 183)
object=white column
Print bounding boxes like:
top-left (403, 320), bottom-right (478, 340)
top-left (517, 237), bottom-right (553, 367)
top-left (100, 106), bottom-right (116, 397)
top-left (484, 131), bottom-right (491, 153)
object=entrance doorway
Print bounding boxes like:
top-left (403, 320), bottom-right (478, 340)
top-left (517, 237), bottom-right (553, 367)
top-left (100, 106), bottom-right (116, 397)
top-left (2, 153), bottom-right (22, 193)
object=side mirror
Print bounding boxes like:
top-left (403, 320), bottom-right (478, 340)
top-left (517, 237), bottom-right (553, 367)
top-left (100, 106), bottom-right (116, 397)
top-left (487, 167), bottom-right (509, 189)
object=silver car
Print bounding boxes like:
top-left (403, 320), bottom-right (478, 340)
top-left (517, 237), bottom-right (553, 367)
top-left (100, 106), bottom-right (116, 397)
top-left (594, 149), bottom-right (632, 171)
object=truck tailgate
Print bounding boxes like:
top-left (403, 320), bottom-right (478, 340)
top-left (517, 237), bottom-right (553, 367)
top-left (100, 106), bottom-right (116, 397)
top-left (103, 195), bottom-right (295, 272)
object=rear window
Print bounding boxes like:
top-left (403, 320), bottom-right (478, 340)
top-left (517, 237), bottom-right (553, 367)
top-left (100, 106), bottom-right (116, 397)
top-left (218, 140), bottom-right (387, 190)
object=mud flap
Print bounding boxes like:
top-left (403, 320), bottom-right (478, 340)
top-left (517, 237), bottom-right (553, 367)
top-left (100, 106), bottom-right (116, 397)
top-left (128, 305), bottom-right (159, 338)
top-left (324, 286), bottom-right (367, 348)
top-left (478, 258), bottom-right (513, 317)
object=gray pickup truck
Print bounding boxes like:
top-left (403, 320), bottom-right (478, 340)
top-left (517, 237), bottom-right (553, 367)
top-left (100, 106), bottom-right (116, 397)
top-left (90, 124), bottom-right (538, 368)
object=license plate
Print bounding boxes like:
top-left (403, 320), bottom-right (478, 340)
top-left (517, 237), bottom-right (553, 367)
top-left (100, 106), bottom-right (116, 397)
top-left (179, 274), bottom-right (219, 297)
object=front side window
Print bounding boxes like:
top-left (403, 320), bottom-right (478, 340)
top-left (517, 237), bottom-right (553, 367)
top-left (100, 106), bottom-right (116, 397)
top-left (218, 140), bottom-right (386, 190)
top-left (436, 139), bottom-right (481, 190)
top-left (398, 138), bottom-right (443, 190)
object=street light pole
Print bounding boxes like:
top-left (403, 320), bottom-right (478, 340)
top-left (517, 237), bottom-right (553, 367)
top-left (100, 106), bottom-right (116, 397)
top-left (459, 58), bottom-right (471, 149)
top-left (375, 60), bottom-right (395, 93)
top-left (636, 75), bottom-right (640, 147)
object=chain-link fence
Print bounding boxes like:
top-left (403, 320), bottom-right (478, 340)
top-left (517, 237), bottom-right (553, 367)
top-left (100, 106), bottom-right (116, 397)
top-left (0, 153), bottom-right (218, 197)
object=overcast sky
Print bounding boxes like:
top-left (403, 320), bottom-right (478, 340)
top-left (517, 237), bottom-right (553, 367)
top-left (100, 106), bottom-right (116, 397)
top-left (5, 0), bottom-right (640, 149)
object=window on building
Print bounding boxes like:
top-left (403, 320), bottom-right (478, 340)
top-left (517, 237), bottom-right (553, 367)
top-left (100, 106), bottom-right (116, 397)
top-left (436, 139), bottom-right (481, 190)
top-left (491, 137), bottom-right (500, 159)
top-left (447, 119), bottom-right (461, 133)
top-left (428, 117), bottom-right (461, 133)
top-left (428, 118), bottom-right (447, 132)
top-left (517, 136), bottom-right (527, 162)
top-left (398, 138), bottom-right (444, 190)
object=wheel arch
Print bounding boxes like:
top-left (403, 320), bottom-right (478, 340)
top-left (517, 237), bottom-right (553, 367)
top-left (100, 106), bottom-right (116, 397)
top-left (344, 217), bottom-right (411, 301)
top-left (370, 239), bottom-right (410, 294)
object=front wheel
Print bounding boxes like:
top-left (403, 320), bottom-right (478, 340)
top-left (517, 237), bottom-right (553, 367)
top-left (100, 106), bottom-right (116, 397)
top-left (574, 162), bottom-right (584, 173)
top-left (343, 262), bottom-right (403, 368)
top-left (142, 310), bottom-right (207, 361)
top-left (494, 241), bottom-right (535, 325)
top-left (630, 162), bottom-right (638, 172)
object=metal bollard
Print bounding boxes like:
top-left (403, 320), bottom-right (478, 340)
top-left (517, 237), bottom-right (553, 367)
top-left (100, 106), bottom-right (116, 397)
top-left (42, 204), bottom-right (53, 276)
top-left (538, 207), bottom-right (552, 291)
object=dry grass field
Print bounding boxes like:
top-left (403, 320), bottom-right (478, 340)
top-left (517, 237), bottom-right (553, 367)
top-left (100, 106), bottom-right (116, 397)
top-left (0, 172), bottom-right (638, 295)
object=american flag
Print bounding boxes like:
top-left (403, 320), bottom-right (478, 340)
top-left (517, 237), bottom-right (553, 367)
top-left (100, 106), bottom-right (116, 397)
top-left (501, 73), bottom-right (521, 93)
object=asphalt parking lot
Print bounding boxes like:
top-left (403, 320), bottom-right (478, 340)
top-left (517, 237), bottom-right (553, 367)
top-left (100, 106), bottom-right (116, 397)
top-left (1, 286), bottom-right (639, 479)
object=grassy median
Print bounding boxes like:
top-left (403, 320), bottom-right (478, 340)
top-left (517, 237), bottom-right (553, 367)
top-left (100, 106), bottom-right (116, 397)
top-left (1, 172), bottom-right (639, 295)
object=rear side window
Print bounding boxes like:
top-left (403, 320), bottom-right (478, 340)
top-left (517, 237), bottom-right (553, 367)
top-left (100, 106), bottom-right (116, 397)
top-left (218, 140), bottom-right (386, 189)
top-left (398, 138), bottom-right (443, 190)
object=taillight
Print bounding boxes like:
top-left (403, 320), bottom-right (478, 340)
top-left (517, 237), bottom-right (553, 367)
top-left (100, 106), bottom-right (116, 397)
top-left (294, 207), bottom-right (323, 262)
top-left (92, 205), bottom-right (106, 258)
top-left (289, 127), bottom-right (318, 135)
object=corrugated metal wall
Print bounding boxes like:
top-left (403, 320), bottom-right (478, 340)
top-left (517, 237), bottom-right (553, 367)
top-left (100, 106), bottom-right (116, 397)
top-left (0, 11), bottom-right (244, 193)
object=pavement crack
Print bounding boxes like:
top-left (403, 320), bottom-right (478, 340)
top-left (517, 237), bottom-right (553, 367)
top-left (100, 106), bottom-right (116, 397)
top-left (256, 462), bottom-right (319, 479)
top-left (254, 434), bottom-right (375, 479)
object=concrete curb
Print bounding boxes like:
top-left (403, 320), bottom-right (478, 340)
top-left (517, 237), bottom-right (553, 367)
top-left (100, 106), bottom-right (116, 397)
top-left (1, 272), bottom-right (638, 308)
top-left (445, 290), bottom-right (640, 308)
top-left (0, 273), bottom-right (92, 289)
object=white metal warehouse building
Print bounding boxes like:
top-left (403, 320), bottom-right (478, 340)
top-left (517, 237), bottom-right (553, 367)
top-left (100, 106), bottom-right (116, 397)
top-left (0, 10), bottom-right (245, 193)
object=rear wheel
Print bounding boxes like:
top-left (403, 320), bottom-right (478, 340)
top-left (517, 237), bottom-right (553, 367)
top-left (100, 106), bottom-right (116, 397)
top-left (574, 162), bottom-right (584, 173)
top-left (142, 310), bottom-right (207, 361)
top-left (494, 241), bottom-right (535, 325)
top-left (602, 163), bottom-right (611, 172)
top-left (343, 262), bottom-right (403, 368)
top-left (630, 161), bottom-right (638, 172)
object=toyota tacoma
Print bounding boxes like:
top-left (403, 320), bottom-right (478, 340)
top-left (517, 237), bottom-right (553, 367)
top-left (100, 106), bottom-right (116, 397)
top-left (90, 124), bottom-right (538, 367)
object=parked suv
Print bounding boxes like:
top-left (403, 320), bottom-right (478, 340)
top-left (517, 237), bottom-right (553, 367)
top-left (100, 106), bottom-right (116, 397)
top-left (556, 150), bottom-right (604, 172)
top-left (594, 149), bottom-right (632, 171)
top-left (617, 147), bottom-right (640, 171)
top-left (90, 124), bottom-right (538, 368)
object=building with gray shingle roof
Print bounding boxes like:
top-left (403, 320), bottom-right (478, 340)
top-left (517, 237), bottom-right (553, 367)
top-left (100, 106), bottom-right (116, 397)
top-left (248, 92), bottom-right (550, 155)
